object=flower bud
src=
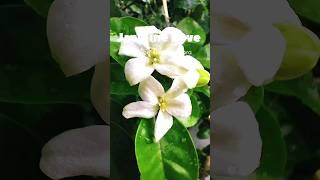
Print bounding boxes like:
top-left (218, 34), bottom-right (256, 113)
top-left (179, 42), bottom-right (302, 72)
top-left (196, 69), bottom-right (210, 87)
top-left (275, 23), bottom-right (320, 80)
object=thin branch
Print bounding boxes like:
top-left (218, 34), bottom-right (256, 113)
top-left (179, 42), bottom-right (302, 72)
top-left (162, 0), bottom-right (170, 25)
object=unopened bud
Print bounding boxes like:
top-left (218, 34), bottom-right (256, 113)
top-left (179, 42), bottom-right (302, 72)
top-left (197, 69), bottom-right (210, 87)
top-left (275, 23), bottom-right (320, 80)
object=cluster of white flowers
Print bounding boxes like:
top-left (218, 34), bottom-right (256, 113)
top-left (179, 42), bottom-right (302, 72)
top-left (120, 26), bottom-right (209, 141)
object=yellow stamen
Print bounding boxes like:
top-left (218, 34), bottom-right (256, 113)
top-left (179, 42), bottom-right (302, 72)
top-left (147, 48), bottom-right (160, 65)
top-left (158, 96), bottom-right (168, 111)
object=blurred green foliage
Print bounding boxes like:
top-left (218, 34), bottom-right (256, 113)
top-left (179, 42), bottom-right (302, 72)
top-left (0, 1), bottom-right (104, 179)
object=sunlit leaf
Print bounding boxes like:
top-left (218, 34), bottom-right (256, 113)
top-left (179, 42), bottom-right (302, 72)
top-left (135, 119), bottom-right (199, 180)
top-left (177, 17), bottom-right (206, 53)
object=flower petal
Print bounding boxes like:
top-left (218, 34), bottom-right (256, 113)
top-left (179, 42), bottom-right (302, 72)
top-left (213, 0), bottom-right (300, 30)
top-left (91, 61), bottom-right (108, 123)
top-left (154, 111), bottom-right (173, 142)
top-left (160, 45), bottom-right (185, 63)
top-left (154, 63), bottom-right (186, 78)
top-left (139, 76), bottom-right (165, 104)
top-left (166, 94), bottom-right (192, 119)
top-left (212, 102), bottom-right (262, 176)
top-left (135, 26), bottom-right (161, 39)
top-left (122, 101), bottom-right (158, 119)
top-left (165, 78), bottom-right (188, 99)
top-left (180, 55), bottom-right (204, 70)
top-left (124, 57), bottom-right (154, 86)
top-left (212, 46), bottom-right (251, 109)
top-left (47, 0), bottom-right (106, 76)
top-left (118, 36), bottom-right (147, 58)
top-left (183, 70), bottom-right (200, 89)
top-left (135, 26), bottom-right (161, 49)
top-left (229, 26), bottom-right (286, 86)
top-left (160, 27), bottom-right (186, 50)
top-left (40, 125), bottom-right (109, 179)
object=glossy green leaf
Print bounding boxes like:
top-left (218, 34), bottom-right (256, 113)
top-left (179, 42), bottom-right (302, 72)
top-left (110, 17), bottom-right (148, 66)
top-left (193, 44), bottom-right (210, 69)
top-left (178, 95), bottom-right (201, 128)
top-left (111, 82), bottom-right (138, 95)
top-left (110, 17), bottom-right (148, 35)
top-left (265, 73), bottom-right (320, 116)
top-left (242, 86), bottom-right (264, 113)
top-left (256, 106), bottom-right (287, 177)
top-left (24, 0), bottom-right (53, 17)
top-left (135, 119), bottom-right (199, 180)
top-left (110, 63), bottom-right (138, 95)
top-left (288, 0), bottom-right (320, 24)
top-left (177, 17), bottom-right (206, 53)
top-left (193, 85), bottom-right (210, 97)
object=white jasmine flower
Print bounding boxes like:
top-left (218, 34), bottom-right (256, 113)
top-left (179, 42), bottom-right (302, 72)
top-left (212, 0), bottom-right (301, 108)
top-left (47, 0), bottom-right (108, 122)
top-left (122, 76), bottom-right (192, 141)
top-left (119, 26), bottom-right (188, 86)
top-left (171, 55), bottom-right (210, 89)
top-left (190, 102), bottom-right (262, 177)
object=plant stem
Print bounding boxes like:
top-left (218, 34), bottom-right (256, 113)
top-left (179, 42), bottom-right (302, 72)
top-left (162, 0), bottom-right (170, 25)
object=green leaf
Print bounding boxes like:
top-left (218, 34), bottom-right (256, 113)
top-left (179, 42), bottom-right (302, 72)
top-left (110, 42), bottom-right (128, 66)
top-left (196, 119), bottom-right (210, 139)
top-left (193, 85), bottom-right (210, 97)
top-left (174, 0), bottom-right (201, 10)
top-left (0, 64), bottom-right (92, 104)
top-left (110, 63), bottom-right (138, 95)
top-left (135, 119), bottom-right (199, 180)
top-left (0, 6), bottom-right (91, 104)
top-left (177, 17), bottom-right (206, 53)
top-left (265, 73), bottom-right (320, 116)
top-left (110, 17), bottom-right (148, 66)
top-left (111, 121), bottom-right (140, 180)
top-left (178, 95), bottom-right (201, 128)
top-left (256, 106), bottom-right (287, 177)
top-left (111, 0), bottom-right (121, 17)
top-left (288, 0), bottom-right (320, 24)
top-left (24, 0), bottom-right (53, 17)
top-left (111, 82), bottom-right (137, 95)
top-left (193, 44), bottom-right (210, 69)
top-left (110, 16), bottom-right (148, 35)
top-left (242, 86), bottom-right (264, 113)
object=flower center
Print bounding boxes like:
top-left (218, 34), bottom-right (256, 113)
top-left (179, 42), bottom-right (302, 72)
top-left (158, 96), bottom-right (168, 111)
top-left (147, 48), bottom-right (160, 65)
